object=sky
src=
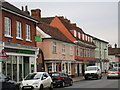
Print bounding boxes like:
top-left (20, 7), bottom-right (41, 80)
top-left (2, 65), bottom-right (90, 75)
top-left (5, 0), bottom-right (119, 47)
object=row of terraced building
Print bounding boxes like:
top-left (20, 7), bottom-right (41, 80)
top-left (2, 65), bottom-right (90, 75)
top-left (0, 1), bottom-right (109, 82)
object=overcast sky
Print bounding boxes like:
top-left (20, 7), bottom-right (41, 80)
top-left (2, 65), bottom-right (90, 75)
top-left (5, 0), bottom-right (119, 47)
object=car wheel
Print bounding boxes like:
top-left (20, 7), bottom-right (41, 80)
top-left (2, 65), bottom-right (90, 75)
top-left (85, 77), bottom-right (88, 80)
top-left (69, 80), bottom-right (73, 86)
top-left (49, 84), bottom-right (53, 90)
top-left (14, 85), bottom-right (19, 90)
top-left (107, 77), bottom-right (110, 79)
top-left (39, 85), bottom-right (43, 90)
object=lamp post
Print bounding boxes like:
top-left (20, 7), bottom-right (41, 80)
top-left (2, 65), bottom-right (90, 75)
top-left (103, 48), bottom-right (107, 72)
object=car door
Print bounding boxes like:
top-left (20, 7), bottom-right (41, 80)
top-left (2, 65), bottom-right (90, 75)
top-left (62, 73), bottom-right (68, 84)
top-left (41, 73), bottom-right (48, 88)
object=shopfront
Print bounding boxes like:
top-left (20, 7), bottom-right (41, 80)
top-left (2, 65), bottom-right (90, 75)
top-left (0, 42), bottom-right (39, 82)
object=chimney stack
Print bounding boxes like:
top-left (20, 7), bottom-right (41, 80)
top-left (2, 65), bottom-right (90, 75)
top-left (31, 9), bottom-right (41, 20)
top-left (72, 23), bottom-right (76, 27)
top-left (22, 6), bottom-right (30, 15)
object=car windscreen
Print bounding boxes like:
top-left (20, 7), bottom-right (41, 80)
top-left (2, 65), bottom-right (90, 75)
top-left (86, 67), bottom-right (98, 71)
top-left (24, 73), bottom-right (42, 80)
top-left (0, 73), bottom-right (6, 79)
top-left (50, 73), bottom-right (60, 77)
top-left (108, 69), bottom-right (118, 72)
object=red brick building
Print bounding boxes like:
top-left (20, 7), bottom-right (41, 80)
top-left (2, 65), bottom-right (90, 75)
top-left (0, 1), bottom-right (39, 82)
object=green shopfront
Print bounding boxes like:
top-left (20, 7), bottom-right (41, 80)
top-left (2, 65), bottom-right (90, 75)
top-left (0, 42), bottom-right (39, 82)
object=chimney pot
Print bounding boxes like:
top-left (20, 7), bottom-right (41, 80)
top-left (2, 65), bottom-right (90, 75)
top-left (22, 6), bottom-right (24, 11)
top-left (115, 43), bottom-right (117, 48)
top-left (25, 5), bottom-right (28, 11)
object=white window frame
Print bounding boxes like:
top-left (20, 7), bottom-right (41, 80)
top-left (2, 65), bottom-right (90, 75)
top-left (68, 63), bottom-right (71, 75)
top-left (75, 64), bottom-right (77, 74)
top-left (53, 41), bottom-right (57, 54)
top-left (74, 30), bottom-right (77, 37)
top-left (4, 17), bottom-right (12, 37)
top-left (16, 21), bottom-right (22, 39)
top-left (26, 24), bottom-right (31, 41)
top-left (62, 44), bottom-right (66, 54)
top-left (70, 45), bottom-right (73, 56)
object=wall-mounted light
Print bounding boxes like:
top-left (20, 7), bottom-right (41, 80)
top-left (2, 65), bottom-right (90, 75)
top-left (8, 39), bottom-right (11, 42)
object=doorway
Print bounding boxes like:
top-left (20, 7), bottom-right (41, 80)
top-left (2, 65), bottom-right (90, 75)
top-left (23, 56), bottom-right (29, 77)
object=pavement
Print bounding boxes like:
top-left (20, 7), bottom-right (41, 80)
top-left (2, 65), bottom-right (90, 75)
top-left (72, 76), bottom-right (85, 82)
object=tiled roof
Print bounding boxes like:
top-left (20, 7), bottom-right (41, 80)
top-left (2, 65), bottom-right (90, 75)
top-left (37, 22), bottom-right (73, 44)
top-left (1, 1), bottom-right (39, 22)
top-left (40, 17), bottom-right (54, 24)
top-left (108, 48), bottom-right (120, 55)
top-left (41, 16), bottom-right (95, 47)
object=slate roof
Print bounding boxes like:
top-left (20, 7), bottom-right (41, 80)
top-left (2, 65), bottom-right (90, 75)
top-left (37, 22), bottom-right (74, 44)
top-left (1, 1), bottom-right (39, 23)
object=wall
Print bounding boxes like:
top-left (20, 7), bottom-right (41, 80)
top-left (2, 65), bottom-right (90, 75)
top-left (2, 10), bottom-right (36, 47)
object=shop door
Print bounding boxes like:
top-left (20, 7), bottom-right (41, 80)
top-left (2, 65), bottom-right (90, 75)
top-left (23, 57), bottom-right (29, 77)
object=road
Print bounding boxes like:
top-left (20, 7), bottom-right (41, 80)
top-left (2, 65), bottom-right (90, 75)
top-left (54, 75), bottom-right (119, 90)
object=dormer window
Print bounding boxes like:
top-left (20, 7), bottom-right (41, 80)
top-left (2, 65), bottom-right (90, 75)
top-left (82, 34), bottom-right (84, 40)
top-left (78, 32), bottom-right (80, 39)
top-left (74, 30), bottom-right (77, 37)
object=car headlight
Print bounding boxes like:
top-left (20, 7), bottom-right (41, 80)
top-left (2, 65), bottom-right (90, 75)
top-left (33, 82), bottom-right (39, 85)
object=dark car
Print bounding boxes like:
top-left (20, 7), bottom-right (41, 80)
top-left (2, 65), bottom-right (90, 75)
top-left (49, 72), bottom-right (73, 87)
top-left (0, 72), bottom-right (19, 90)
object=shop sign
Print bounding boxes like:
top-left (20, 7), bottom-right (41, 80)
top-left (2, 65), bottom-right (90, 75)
top-left (35, 36), bottom-right (41, 42)
top-left (4, 48), bottom-right (35, 54)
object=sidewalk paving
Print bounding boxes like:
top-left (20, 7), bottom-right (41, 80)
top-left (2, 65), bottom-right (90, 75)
top-left (72, 76), bottom-right (85, 82)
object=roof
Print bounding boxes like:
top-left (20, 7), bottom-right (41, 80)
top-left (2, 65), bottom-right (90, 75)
top-left (41, 16), bottom-right (96, 47)
top-left (37, 22), bottom-right (74, 44)
top-left (1, 1), bottom-right (39, 23)
top-left (40, 17), bottom-right (54, 24)
top-left (108, 47), bottom-right (120, 55)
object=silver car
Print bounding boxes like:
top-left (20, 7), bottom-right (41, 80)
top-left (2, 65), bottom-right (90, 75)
top-left (107, 68), bottom-right (120, 79)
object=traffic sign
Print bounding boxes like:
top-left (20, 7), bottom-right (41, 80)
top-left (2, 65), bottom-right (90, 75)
top-left (0, 49), bottom-right (9, 57)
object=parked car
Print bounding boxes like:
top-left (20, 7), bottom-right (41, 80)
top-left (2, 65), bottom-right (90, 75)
top-left (107, 68), bottom-right (120, 79)
top-left (20, 72), bottom-right (53, 90)
top-left (49, 72), bottom-right (73, 87)
top-left (84, 66), bottom-right (102, 80)
top-left (0, 72), bottom-right (19, 90)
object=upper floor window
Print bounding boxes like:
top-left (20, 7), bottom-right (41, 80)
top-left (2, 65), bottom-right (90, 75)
top-left (62, 44), bottom-right (66, 54)
top-left (53, 42), bottom-right (57, 54)
top-left (26, 24), bottom-right (31, 41)
top-left (70, 45), bottom-right (73, 55)
top-left (4, 17), bottom-right (11, 37)
top-left (16, 21), bottom-right (22, 39)
top-left (76, 46), bottom-right (79, 56)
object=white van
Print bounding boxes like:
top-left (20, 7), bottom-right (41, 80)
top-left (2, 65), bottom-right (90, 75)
top-left (84, 66), bottom-right (102, 80)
